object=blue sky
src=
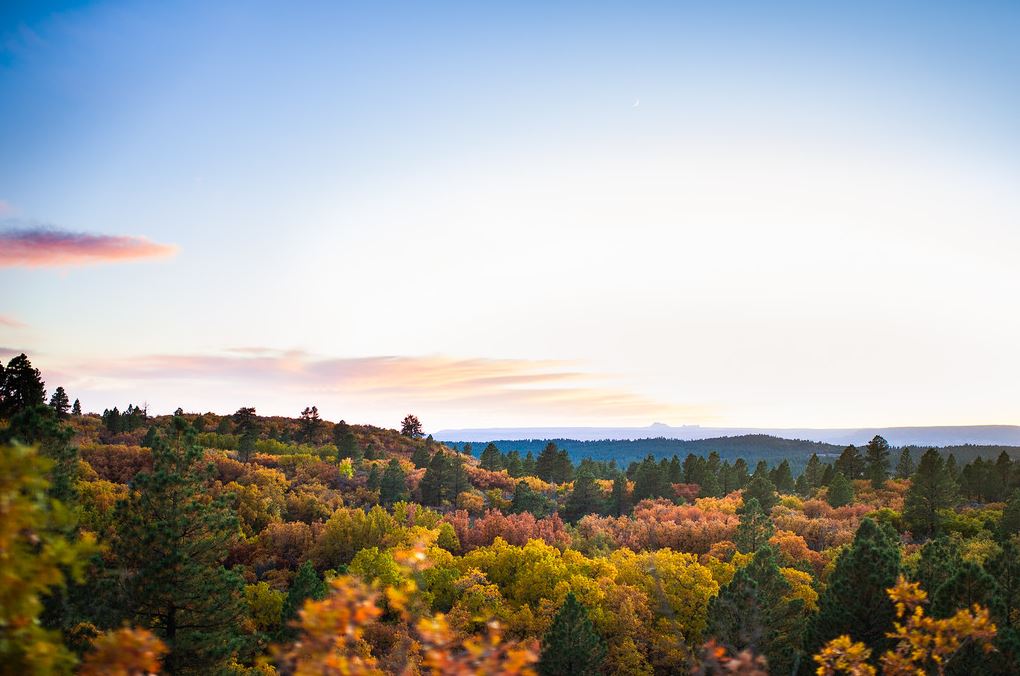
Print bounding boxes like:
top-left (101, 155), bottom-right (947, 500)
top-left (2, 1), bottom-right (1019, 430)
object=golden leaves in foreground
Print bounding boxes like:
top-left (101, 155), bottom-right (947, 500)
top-left (813, 577), bottom-right (996, 676)
top-left (79, 627), bottom-right (168, 676)
top-left (274, 541), bottom-right (538, 675)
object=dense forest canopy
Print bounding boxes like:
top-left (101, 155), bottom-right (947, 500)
top-left (2, 352), bottom-right (1019, 675)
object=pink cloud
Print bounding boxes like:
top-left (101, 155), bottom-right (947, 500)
top-left (0, 226), bottom-right (177, 268)
top-left (58, 350), bottom-right (709, 424)
top-left (0, 315), bottom-right (26, 329)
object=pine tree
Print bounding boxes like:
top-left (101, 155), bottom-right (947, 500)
top-left (743, 474), bottom-right (778, 511)
top-left (562, 468), bottom-right (603, 522)
top-left (0, 353), bottom-right (46, 418)
top-left (709, 546), bottom-right (805, 674)
top-left (535, 442), bottom-right (563, 483)
top-left (865, 435), bottom-right (891, 488)
top-left (804, 453), bottom-right (824, 488)
top-left (895, 448), bottom-right (915, 479)
top-left (479, 442), bottom-right (502, 471)
top-left (366, 464), bottom-right (382, 491)
top-left (141, 426), bottom-right (159, 449)
top-left (610, 474), bottom-right (630, 516)
top-left (112, 415), bottom-right (245, 674)
top-left (538, 592), bottom-right (606, 676)
top-left (419, 450), bottom-right (449, 506)
top-left (509, 480), bottom-right (551, 517)
top-left (400, 413), bottom-right (423, 439)
top-left (298, 406), bottom-right (321, 443)
top-left (987, 540), bottom-right (1020, 673)
top-left (807, 518), bottom-right (902, 656)
top-left (826, 471), bottom-right (854, 507)
top-left (379, 459), bottom-right (409, 506)
top-left (903, 449), bottom-right (958, 540)
top-left (1001, 490), bottom-right (1020, 539)
top-left (71, 399), bottom-right (82, 416)
top-left (411, 444), bottom-right (431, 469)
top-left (232, 406), bottom-right (259, 463)
top-left (733, 458), bottom-right (750, 488)
top-left (332, 420), bottom-right (357, 462)
top-left (932, 560), bottom-right (997, 618)
top-left (48, 387), bottom-right (70, 419)
top-left (834, 444), bottom-right (863, 480)
top-left (735, 497), bottom-right (775, 553)
top-left (913, 536), bottom-right (961, 599)
top-left (1, 404), bottom-right (79, 505)
top-left (282, 560), bottom-right (326, 625)
top-left (992, 451), bottom-right (1015, 502)
top-left (769, 459), bottom-right (795, 493)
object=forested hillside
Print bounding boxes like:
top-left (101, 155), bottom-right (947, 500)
top-left (3, 352), bottom-right (1019, 675)
top-left (447, 436), bottom-right (1020, 474)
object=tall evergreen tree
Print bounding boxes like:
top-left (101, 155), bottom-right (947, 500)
top-left (992, 451), bottom-right (1015, 502)
top-left (903, 449), bottom-right (958, 540)
top-left (112, 415), bottom-right (245, 674)
top-left (411, 443), bottom-right (431, 469)
top-left (735, 497), bottom-right (775, 553)
top-left (807, 518), bottom-right (902, 657)
top-left (419, 450), bottom-right (449, 506)
top-left (0, 404), bottom-right (79, 505)
top-left (479, 442), bottom-right (502, 471)
top-left (804, 453), bottom-right (824, 488)
top-left (509, 480), bottom-right (552, 517)
top-left (987, 540), bottom-right (1020, 674)
top-left (298, 406), bottom-right (321, 443)
top-left (1001, 489), bottom-right (1020, 539)
top-left (913, 536), bottom-right (962, 600)
top-left (895, 447), bottom-right (915, 479)
top-left (932, 560), bottom-right (997, 618)
top-left (282, 560), bottom-right (326, 628)
top-left (232, 406), bottom-right (259, 463)
top-left (141, 425), bottom-right (159, 449)
top-left (366, 464), bottom-right (382, 491)
top-left (538, 592), bottom-right (606, 676)
top-left (610, 474), bottom-right (630, 516)
top-left (743, 473), bottom-right (779, 511)
top-left (400, 413), bottom-right (424, 439)
top-left (48, 387), bottom-right (70, 419)
top-left (834, 444), bottom-right (863, 480)
top-left (769, 459), bottom-right (795, 494)
top-left (0, 353), bottom-right (46, 418)
top-left (826, 472), bottom-right (854, 508)
top-left (709, 546), bottom-right (805, 675)
top-left (865, 435), bottom-right (891, 488)
top-left (71, 398), bottom-right (82, 416)
top-left (379, 459), bottom-right (409, 506)
top-left (562, 468), bottom-right (603, 522)
top-left (332, 420), bottom-right (357, 462)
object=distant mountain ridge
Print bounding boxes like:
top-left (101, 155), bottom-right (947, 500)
top-left (434, 423), bottom-right (1020, 447)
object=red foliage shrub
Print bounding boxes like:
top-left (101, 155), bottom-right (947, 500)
top-left (444, 509), bottom-right (571, 551)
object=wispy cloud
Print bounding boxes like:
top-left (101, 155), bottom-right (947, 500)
top-left (0, 224), bottom-right (177, 268)
top-left (57, 349), bottom-right (708, 425)
top-left (0, 315), bottom-right (26, 328)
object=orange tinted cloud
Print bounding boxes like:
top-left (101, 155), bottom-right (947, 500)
top-left (0, 226), bottom-right (177, 268)
top-left (62, 350), bottom-right (708, 424)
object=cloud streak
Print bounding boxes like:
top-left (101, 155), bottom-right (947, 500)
top-left (0, 225), bottom-right (177, 268)
top-left (0, 315), bottom-right (26, 328)
top-left (57, 349), bottom-right (709, 426)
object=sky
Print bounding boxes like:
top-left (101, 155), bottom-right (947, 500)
top-left (1, 1), bottom-right (1019, 432)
